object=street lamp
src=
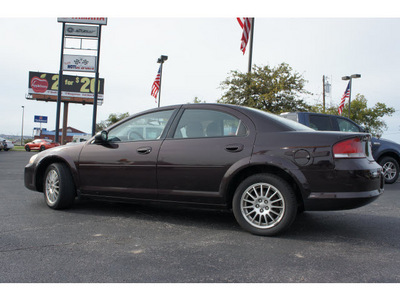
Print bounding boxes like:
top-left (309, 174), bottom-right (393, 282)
top-left (342, 74), bottom-right (361, 119)
top-left (21, 106), bottom-right (25, 146)
top-left (156, 55), bottom-right (168, 108)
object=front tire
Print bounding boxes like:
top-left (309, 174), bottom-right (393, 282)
top-left (25, 146), bottom-right (30, 152)
top-left (232, 174), bottom-right (297, 236)
top-left (44, 163), bottom-right (76, 209)
top-left (379, 156), bottom-right (399, 184)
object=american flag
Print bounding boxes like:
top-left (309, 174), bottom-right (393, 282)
top-left (338, 82), bottom-right (351, 115)
top-left (237, 18), bottom-right (252, 54)
top-left (151, 66), bottom-right (161, 101)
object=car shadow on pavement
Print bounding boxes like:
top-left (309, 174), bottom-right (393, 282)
top-left (56, 197), bottom-right (400, 247)
top-left (285, 211), bottom-right (400, 248)
top-left (67, 198), bottom-right (241, 232)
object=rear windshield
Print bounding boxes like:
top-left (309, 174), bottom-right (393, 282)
top-left (243, 107), bottom-right (314, 131)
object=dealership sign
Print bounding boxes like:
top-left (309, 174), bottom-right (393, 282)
top-left (34, 115), bottom-right (48, 123)
top-left (28, 71), bottom-right (104, 105)
top-left (63, 55), bottom-right (96, 72)
top-left (57, 17), bottom-right (108, 25)
top-left (65, 25), bottom-right (99, 37)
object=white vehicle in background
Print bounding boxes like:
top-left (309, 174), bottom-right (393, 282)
top-left (0, 137), bottom-right (14, 151)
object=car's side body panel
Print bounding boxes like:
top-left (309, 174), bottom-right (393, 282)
top-left (280, 111), bottom-right (400, 184)
top-left (25, 104), bottom-right (384, 213)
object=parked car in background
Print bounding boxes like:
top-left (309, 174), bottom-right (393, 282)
top-left (280, 112), bottom-right (400, 184)
top-left (24, 104), bottom-right (384, 236)
top-left (0, 137), bottom-right (14, 151)
top-left (25, 139), bottom-right (60, 152)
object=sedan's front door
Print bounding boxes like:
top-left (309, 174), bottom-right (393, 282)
top-left (78, 109), bottom-right (176, 200)
top-left (157, 106), bottom-right (256, 205)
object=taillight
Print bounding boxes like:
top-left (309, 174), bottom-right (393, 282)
top-left (333, 138), bottom-right (366, 159)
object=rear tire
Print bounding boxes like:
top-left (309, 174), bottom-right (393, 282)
top-left (232, 174), bottom-right (297, 236)
top-left (379, 156), bottom-right (399, 184)
top-left (44, 163), bottom-right (76, 209)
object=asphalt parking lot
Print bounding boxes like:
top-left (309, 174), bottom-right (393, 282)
top-left (0, 151), bottom-right (399, 283)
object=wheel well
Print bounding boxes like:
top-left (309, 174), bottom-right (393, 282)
top-left (224, 165), bottom-right (304, 210)
top-left (377, 152), bottom-right (400, 166)
top-left (35, 157), bottom-right (69, 192)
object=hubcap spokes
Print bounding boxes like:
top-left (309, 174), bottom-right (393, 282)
top-left (241, 183), bottom-right (285, 229)
top-left (45, 170), bottom-right (60, 204)
top-left (383, 162), bottom-right (396, 180)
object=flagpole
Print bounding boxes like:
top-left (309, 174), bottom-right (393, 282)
top-left (156, 55), bottom-right (168, 108)
top-left (348, 78), bottom-right (352, 119)
top-left (248, 18), bottom-right (255, 74)
top-left (158, 64), bottom-right (163, 108)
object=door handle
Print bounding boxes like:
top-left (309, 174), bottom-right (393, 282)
top-left (137, 146), bottom-right (152, 154)
top-left (225, 144), bottom-right (244, 152)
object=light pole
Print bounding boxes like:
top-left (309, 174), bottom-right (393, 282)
top-left (342, 74), bottom-right (361, 119)
top-left (156, 55), bottom-right (168, 108)
top-left (21, 106), bottom-right (25, 146)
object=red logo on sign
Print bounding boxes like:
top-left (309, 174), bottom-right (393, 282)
top-left (31, 77), bottom-right (49, 93)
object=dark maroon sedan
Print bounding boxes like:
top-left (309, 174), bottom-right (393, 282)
top-left (24, 104), bottom-right (384, 235)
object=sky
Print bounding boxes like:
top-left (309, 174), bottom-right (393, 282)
top-left (1, 1), bottom-right (400, 143)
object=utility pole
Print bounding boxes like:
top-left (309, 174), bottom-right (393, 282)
top-left (322, 75), bottom-right (326, 113)
top-left (21, 106), bottom-right (25, 146)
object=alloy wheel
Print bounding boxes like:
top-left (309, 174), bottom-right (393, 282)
top-left (382, 161), bottom-right (397, 181)
top-left (45, 169), bottom-right (60, 205)
top-left (240, 182), bottom-right (285, 229)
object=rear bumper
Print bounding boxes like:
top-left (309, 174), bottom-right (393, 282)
top-left (300, 158), bottom-right (385, 211)
top-left (304, 188), bottom-right (383, 211)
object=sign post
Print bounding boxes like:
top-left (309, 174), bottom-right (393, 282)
top-left (34, 115), bottom-right (48, 132)
top-left (92, 25), bottom-right (102, 136)
top-left (55, 22), bottom-right (65, 143)
top-left (55, 17), bottom-right (107, 143)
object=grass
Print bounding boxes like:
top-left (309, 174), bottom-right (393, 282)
top-left (10, 146), bottom-right (26, 151)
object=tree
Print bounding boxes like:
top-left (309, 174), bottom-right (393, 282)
top-left (218, 63), bottom-right (312, 113)
top-left (96, 112), bottom-right (130, 132)
top-left (310, 94), bottom-right (395, 137)
top-left (188, 97), bottom-right (206, 104)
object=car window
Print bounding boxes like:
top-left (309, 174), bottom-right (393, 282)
top-left (107, 110), bottom-right (174, 142)
top-left (309, 115), bottom-right (334, 131)
top-left (173, 109), bottom-right (247, 139)
top-left (337, 118), bottom-right (361, 132)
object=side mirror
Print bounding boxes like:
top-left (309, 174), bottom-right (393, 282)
top-left (94, 130), bottom-right (108, 143)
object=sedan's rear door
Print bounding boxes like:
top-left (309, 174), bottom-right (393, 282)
top-left (157, 105), bottom-right (256, 205)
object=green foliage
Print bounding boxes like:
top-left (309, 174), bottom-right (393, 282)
top-left (218, 63), bottom-right (312, 114)
top-left (189, 97), bottom-right (206, 104)
top-left (96, 112), bottom-right (130, 132)
top-left (310, 94), bottom-right (395, 137)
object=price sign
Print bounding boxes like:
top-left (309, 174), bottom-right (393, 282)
top-left (28, 71), bottom-right (105, 105)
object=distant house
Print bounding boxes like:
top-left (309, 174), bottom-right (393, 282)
top-left (34, 127), bottom-right (88, 144)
